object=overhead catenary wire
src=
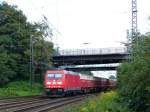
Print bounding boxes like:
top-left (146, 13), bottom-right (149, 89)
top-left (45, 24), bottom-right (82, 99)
top-left (29, 0), bottom-right (61, 38)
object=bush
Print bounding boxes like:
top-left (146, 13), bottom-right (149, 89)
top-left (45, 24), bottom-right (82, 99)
top-left (64, 91), bottom-right (130, 112)
top-left (0, 81), bottom-right (43, 97)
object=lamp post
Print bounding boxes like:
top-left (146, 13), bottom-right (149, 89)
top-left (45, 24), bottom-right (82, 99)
top-left (29, 36), bottom-right (34, 92)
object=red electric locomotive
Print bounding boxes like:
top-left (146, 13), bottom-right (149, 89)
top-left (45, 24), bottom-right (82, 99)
top-left (44, 69), bottom-right (80, 96)
top-left (44, 69), bottom-right (116, 96)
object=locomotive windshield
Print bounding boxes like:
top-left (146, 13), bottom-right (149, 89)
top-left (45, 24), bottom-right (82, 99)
top-left (47, 74), bottom-right (55, 78)
top-left (55, 74), bottom-right (62, 78)
top-left (47, 73), bottom-right (62, 79)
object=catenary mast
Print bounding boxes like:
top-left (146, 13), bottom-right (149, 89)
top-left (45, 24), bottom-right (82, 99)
top-left (132, 0), bottom-right (138, 41)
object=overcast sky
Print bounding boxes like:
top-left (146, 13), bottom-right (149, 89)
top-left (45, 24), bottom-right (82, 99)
top-left (2, 0), bottom-right (150, 77)
top-left (3, 0), bottom-right (150, 50)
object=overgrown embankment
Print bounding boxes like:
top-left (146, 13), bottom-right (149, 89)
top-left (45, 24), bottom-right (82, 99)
top-left (117, 35), bottom-right (150, 112)
top-left (0, 81), bottom-right (43, 97)
top-left (64, 91), bottom-right (130, 112)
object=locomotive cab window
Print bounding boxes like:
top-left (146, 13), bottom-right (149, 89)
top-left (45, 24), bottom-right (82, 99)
top-left (47, 73), bottom-right (62, 78)
top-left (55, 74), bottom-right (62, 78)
top-left (47, 74), bottom-right (55, 78)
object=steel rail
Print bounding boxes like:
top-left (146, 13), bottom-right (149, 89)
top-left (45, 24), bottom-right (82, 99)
top-left (0, 95), bottom-right (85, 112)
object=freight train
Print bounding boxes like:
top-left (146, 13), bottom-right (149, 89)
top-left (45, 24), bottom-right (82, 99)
top-left (44, 69), bottom-right (116, 96)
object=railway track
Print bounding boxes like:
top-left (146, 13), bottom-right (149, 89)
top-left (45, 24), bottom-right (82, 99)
top-left (0, 95), bottom-right (41, 100)
top-left (0, 94), bottom-right (91, 112)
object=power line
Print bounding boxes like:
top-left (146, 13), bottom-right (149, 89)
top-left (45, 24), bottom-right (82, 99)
top-left (29, 0), bottom-right (61, 37)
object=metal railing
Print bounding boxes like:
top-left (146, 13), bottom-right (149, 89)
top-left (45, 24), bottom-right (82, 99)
top-left (55, 47), bottom-right (127, 56)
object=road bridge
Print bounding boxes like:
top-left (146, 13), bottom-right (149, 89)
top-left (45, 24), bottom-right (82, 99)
top-left (53, 47), bottom-right (129, 69)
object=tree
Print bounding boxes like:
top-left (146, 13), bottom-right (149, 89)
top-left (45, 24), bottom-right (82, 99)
top-left (0, 2), bottom-right (53, 85)
top-left (117, 35), bottom-right (150, 112)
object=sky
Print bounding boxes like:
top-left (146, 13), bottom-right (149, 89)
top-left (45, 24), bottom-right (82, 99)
top-left (3, 0), bottom-right (150, 49)
top-left (2, 0), bottom-right (150, 78)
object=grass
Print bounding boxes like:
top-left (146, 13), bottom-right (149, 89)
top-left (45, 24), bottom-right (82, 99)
top-left (0, 81), bottom-right (43, 97)
top-left (64, 91), bottom-right (131, 112)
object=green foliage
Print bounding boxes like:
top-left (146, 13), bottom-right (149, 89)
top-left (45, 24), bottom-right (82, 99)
top-left (0, 81), bottom-right (43, 97)
top-left (64, 91), bottom-right (130, 112)
top-left (117, 35), bottom-right (150, 112)
top-left (0, 2), bottom-right (54, 85)
top-left (0, 53), bottom-right (17, 85)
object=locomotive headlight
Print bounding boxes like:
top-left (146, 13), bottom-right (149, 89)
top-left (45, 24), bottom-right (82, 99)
top-left (46, 82), bottom-right (51, 85)
top-left (57, 82), bottom-right (62, 84)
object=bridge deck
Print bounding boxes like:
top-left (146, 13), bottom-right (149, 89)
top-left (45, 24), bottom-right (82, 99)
top-left (55, 47), bottom-right (127, 56)
top-left (53, 47), bottom-right (129, 67)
